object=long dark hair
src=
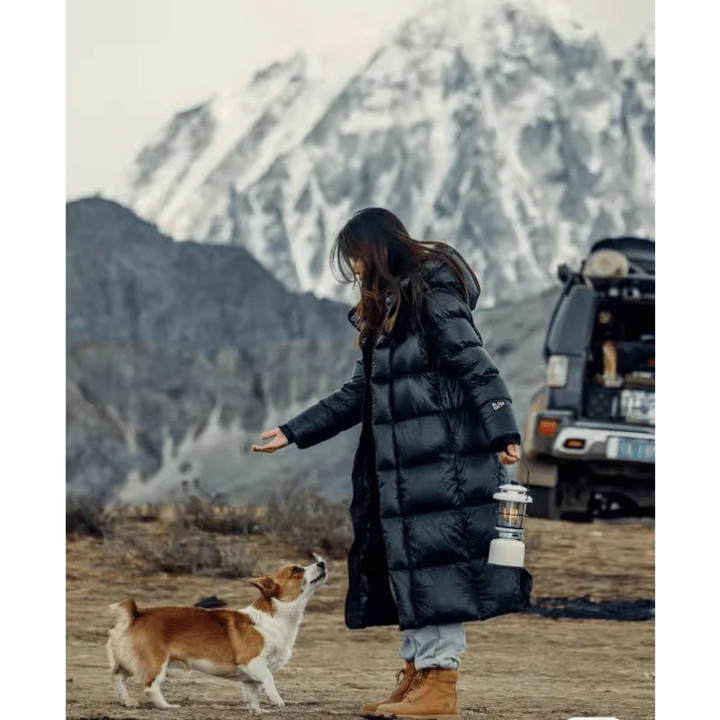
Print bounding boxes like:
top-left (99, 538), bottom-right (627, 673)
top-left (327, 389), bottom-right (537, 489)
top-left (329, 208), bottom-right (480, 347)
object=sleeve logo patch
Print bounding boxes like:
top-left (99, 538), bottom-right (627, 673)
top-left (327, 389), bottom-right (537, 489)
top-left (491, 401), bottom-right (506, 411)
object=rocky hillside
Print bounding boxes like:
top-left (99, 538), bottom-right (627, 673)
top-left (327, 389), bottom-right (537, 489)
top-left (67, 198), bottom-right (352, 353)
top-left (66, 199), bottom-right (555, 504)
top-left (66, 198), bottom-right (359, 502)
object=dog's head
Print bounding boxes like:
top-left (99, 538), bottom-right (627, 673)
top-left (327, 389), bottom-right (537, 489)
top-left (248, 556), bottom-right (328, 605)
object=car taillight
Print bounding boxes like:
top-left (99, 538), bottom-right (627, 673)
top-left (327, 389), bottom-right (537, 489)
top-left (547, 355), bottom-right (569, 388)
top-left (538, 418), bottom-right (560, 437)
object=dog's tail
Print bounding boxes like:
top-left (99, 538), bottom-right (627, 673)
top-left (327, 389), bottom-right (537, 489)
top-left (109, 598), bottom-right (140, 629)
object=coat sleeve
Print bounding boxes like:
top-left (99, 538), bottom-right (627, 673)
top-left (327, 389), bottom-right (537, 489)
top-left (278, 355), bottom-right (366, 449)
top-left (424, 288), bottom-right (521, 452)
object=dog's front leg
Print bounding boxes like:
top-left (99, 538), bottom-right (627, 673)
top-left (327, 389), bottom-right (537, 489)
top-left (245, 658), bottom-right (285, 708)
top-left (241, 680), bottom-right (268, 715)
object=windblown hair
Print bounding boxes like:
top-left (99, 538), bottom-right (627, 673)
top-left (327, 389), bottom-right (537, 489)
top-left (329, 208), bottom-right (481, 347)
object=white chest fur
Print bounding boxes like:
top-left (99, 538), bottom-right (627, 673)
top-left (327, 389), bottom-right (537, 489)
top-left (240, 599), bottom-right (306, 669)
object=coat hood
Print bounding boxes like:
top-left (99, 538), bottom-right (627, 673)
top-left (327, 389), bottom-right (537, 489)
top-left (346, 252), bottom-right (480, 330)
top-left (422, 252), bottom-right (480, 311)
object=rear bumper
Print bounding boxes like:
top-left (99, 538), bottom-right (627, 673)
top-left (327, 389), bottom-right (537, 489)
top-left (529, 412), bottom-right (654, 465)
top-left (553, 422), bottom-right (654, 463)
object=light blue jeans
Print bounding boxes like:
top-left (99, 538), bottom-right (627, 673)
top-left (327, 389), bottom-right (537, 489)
top-left (399, 624), bottom-right (467, 670)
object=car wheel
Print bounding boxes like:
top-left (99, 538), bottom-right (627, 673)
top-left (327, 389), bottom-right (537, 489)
top-left (527, 486), bottom-right (560, 520)
top-left (555, 469), bottom-right (593, 522)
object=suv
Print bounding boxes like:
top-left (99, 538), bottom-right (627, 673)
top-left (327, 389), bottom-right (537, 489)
top-left (522, 237), bottom-right (655, 520)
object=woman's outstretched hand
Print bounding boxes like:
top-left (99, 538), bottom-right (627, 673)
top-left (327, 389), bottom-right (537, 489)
top-left (252, 428), bottom-right (289, 453)
top-left (498, 444), bottom-right (521, 465)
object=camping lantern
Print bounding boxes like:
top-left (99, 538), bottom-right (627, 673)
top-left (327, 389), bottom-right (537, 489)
top-left (488, 484), bottom-right (533, 568)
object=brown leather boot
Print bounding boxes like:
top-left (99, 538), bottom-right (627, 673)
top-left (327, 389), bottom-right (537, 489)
top-left (361, 662), bottom-right (418, 717)
top-left (373, 668), bottom-right (460, 720)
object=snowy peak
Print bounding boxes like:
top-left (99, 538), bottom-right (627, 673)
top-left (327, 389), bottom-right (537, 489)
top-left (631, 25), bottom-right (655, 58)
top-left (249, 53), bottom-right (306, 88)
top-left (111, 0), bottom-right (654, 307)
top-left (117, 53), bottom-right (308, 233)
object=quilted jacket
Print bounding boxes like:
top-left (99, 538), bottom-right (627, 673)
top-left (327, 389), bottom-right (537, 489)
top-left (280, 255), bottom-right (532, 629)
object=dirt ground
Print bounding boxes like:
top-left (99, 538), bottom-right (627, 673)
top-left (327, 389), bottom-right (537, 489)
top-left (66, 514), bottom-right (654, 720)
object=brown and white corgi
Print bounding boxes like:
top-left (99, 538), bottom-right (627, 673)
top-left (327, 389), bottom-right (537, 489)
top-left (106, 557), bottom-right (328, 712)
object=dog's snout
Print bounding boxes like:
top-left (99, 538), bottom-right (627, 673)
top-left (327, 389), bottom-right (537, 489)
top-left (316, 559), bottom-right (326, 570)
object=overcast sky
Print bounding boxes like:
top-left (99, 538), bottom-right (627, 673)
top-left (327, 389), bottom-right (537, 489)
top-left (66, 0), bottom-right (654, 199)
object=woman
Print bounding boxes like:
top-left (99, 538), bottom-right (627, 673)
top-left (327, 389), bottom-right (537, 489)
top-left (253, 208), bottom-right (532, 720)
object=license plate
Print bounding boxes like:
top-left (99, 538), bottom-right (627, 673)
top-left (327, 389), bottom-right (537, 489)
top-left (608, 438), bottom-right (658, 463)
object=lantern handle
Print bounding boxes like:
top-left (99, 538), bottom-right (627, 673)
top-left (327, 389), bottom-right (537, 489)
top-left (517, 458), bottom-right (531, 486)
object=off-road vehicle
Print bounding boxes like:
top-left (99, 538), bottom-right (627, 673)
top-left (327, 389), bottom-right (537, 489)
top-left (522, 237), bottom-right (655, 520)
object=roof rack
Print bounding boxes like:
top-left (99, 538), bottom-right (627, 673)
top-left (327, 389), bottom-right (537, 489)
top-left (590, 236), bottom-right (655, 253)
top-left (587, 274), bottom-right (655, 298)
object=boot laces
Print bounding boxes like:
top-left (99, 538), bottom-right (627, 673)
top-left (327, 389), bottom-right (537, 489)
top-left (405, 669), bottom-right (428, 698)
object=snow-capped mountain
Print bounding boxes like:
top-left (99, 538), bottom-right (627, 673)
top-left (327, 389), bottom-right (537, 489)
top-left (113, 0), bottom-right (654, 307)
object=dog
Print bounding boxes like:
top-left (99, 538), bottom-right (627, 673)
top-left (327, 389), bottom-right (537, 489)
top-left (106, 557), bottom-right (328, 712)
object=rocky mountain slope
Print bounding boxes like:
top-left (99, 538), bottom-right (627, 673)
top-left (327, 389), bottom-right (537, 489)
top-left (67, 198), bottom-right (351, 353)
top-left (67, 199), bottom-right (555, 504)
top-left (66, 198), bottom-right (358, 502)
top-left (113, 0), bottom-right (654, 307)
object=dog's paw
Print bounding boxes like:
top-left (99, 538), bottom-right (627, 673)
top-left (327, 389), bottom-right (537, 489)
top-left (122, 699), bottom-right (140, 708)
top-left (162, 704), bottom-right (181, 710)
top-left (272, 697), bottom-right (286, 708)
top-left (249, 707), bottom-right (270, 715)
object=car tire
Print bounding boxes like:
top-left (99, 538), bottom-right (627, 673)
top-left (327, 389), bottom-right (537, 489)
top-left (555, 468), bottom-right (594, 522)
top-left (527, 485), bottom-right (560, 520)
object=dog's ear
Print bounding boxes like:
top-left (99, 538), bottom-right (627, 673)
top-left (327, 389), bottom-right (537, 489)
top-left (248, 576), bottom-right (279, 598)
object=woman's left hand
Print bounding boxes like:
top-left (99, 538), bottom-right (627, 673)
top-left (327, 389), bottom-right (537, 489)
top-left (499, 444), bottom-right (521, 465)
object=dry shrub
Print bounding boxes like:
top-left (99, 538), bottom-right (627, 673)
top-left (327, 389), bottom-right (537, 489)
top-left (184, 496), bottom-right (265, 536)
top-left (124, 519), bottom-right (257, 578)
top-left (264, 483), bottom-right (353, 560)
top-left (66, 499), bottom-right (114, 539)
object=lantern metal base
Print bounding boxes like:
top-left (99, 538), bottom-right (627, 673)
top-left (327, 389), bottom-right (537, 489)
top-left (496, 526), bottom-right (525, 541)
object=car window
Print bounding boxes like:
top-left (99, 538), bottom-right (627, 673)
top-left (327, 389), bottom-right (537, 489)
top-left (591, 302), bottom-right (655, 343)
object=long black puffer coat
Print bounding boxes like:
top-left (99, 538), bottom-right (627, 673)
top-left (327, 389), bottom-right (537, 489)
top-left (280, 255), bottom-right (533, 630)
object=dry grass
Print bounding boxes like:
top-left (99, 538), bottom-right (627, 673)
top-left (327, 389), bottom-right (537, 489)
top-left (66, 513), bottom-right (655, 720)
top-left (122, 518), bottom-right (258, 578)
top-left (264, 483), bottom-right (353, 559)
top-left (67, 483), bottom-right (354, 579)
